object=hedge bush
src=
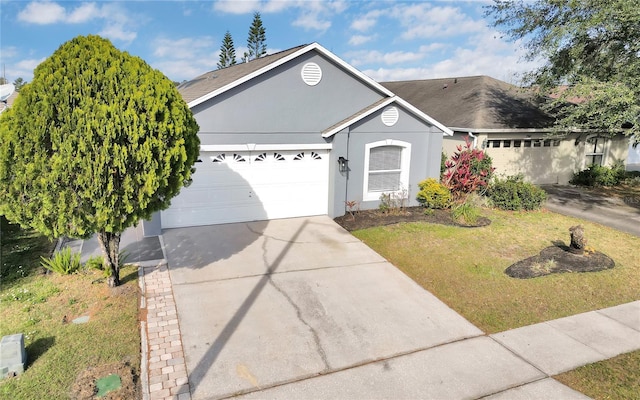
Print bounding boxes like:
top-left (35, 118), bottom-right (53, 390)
top-left (570, 164), bottom-right (628, 187)
top-left (488, 175), bottom-right (547, 211)
top-left (417, 178), bottom-right (451, 209)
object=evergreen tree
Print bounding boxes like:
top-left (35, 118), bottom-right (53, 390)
top-left (13, 77), bottom-right (26, 91)
top-left (0, 35), bottom-right (200, 286)
top-left (217, 31), bottom-right (237, 69)
top-left (243, 12), bottom-right (267, 62)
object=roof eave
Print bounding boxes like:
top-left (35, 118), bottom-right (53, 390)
top-left (322, 96), bottom-right (454, 138)
top-left (187, 42), bottom-right (395, 109)
top-left (322, 97), bottom-right (396, 138)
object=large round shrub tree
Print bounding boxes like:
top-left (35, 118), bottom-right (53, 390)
top-left (0, 35), bottom-right (200, 286)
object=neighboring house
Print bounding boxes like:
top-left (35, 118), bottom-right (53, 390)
top-left (143, 43), bottom-right (451, 234)
top-left (382, 76), bottom-right (630, 185)
top-left (0, 88), bottom-right (18, 114)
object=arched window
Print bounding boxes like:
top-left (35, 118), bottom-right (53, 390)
top-left (363, 140), bottom-right (411, 201)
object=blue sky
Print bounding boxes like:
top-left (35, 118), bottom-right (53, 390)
top-left (0, 0), bottom-right (541, 85)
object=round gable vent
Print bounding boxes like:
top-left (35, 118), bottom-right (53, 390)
top-left (381, 106), bottom-right (399, 126)
top-left (301, 62), bottom-right (322, 86)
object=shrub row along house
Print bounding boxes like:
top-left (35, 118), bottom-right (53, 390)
top-left (142, 43), bottom-right (451, 234)
top-left (383, 75), bottom-right (632, 185)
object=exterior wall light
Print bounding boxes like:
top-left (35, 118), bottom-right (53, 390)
top-left (338, 156), bottom-right (349, 172)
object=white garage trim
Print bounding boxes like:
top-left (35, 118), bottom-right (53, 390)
top-left (200, 143), bottom-right (333, 152)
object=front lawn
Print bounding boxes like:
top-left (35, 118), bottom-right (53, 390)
top-left (353, 208), bottom-right (640, 398)
top-left (352, 208), bottom-right (640, 334)
top-left (0, 221), bottom-right (141, 399)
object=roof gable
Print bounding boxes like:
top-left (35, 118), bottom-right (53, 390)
top-left (180, 43), bottom-right (394, 108)
top-left (381, 75), bottom-right (554, 130)
top-left (322, 96), bottom-right (453, 138)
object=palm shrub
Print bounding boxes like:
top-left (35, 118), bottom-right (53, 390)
top-left (488, 175), bottom-right (547, 211)
top-left (41, 247), bottom-right (81, 275)
top-left (417, 178), bottom-right (451, 209)
top-left (442, 137), bottom-right (495, 201)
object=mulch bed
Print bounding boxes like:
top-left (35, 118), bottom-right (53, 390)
top-left (334, 207), bottom-right (491, 231)
top-left (505, 244), bottom-right (615, 279)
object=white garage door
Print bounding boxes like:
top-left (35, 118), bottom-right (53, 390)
top-left (161, 148), bottom-right (330, 228)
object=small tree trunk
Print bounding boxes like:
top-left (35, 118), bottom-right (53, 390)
top-left (97, 231), bottom-right (121, 287)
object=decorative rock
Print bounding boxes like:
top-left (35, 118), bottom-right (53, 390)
top-left (569, 225), bottom-right (586, 253)
top-left (72, 315), bottom-right (90, 324)
top-left (0, 333), bottom-right (27, 379)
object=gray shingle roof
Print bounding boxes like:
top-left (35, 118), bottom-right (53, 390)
top-left (177, 45), bottom-right (307, 104)
top-left (381, 75), bottom-right (554, 130)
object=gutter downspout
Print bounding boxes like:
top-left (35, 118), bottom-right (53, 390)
top-left (467, 131), bottom-right (478, 149)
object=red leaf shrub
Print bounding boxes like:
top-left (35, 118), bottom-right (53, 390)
top-left (443, 137), bottom-right (495, 201)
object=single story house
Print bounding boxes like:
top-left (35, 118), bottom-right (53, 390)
top-left (382, 76), bottom-right (631, 185)
top-left (143, 43), bottom-right (451, 234)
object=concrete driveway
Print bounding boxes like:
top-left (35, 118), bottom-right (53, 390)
top-left (161, 216), bottom-right (551, 400)
top-left (542, 184), bottom-right (640, 237)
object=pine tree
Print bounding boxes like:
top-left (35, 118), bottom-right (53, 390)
top-left (217, 31), bottom-right (237, 69)
top-left (13, 77), bottom-right (26, 91)
top-left (0, 35), bottom-right (200, 287)
top-left (243, 12), bottom-right (267, 62)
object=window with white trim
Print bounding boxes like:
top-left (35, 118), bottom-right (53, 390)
top-left (585, 136), bottom-right (607, 166)
top-left (363, 140), bottom-right (411, 201)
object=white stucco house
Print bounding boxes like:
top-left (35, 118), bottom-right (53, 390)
top-left (383, 76), bottom-right (632, 185)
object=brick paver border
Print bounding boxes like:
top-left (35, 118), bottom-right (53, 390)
top-left (139, 262), bottom-right (191, 400)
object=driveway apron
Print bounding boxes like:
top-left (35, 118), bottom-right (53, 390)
top-left (162, 216), bottom-right (484, 399)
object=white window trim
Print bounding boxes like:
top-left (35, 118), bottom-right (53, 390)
top-left (584, 134), bottom-right (609, 168)
top-left (363, 139), bottom-right (411, 201)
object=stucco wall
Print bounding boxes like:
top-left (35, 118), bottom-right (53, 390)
top-left (191, 51), bottom-right (385, 142)
top-left (478, 133), bottom-right (629, 185)
top-left (331, 106), bottom-right (443, 216)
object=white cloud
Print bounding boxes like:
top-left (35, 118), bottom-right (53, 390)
top-left (214, 0), bottom-right (260, 14)
top-left (348, 34), bottom-right (374, 46)
top-left (0, 46), bottom-right (19, 59)
top-left (153, 60), bottom-right (214, 82)
top-left (67, 2), bottom-right (100, 24)
top-left (214, 0), bottom-right (346, 32)
top-left (362, 33), bottom-right (543, 83)
top-left (100, 23), bottom-right (137, 44)
top-left (151, 36), bottom-right (219, 81)
top-left (213, 0), bottom-right (295, 14)
top-left (347, 49), bottom-right (425, 67)
top-left (153, 37), bottom-right (216, 60)
top-left (292, 12), bottom-right (331, 32)
top-left (388, 3), bottom-right (487, 40)
top-left (17, 1), bottom-right (66, 24)
top-left (16, 1), bottom-right (138, 44)
top-left (350, 9), bottom-right (383, 32)
top-left (1, 57), bottom-right (47, 82)
top-left (292, 1), bottom-right (346, 33)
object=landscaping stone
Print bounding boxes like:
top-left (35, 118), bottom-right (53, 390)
top-left (505, 245), bottom-right (614, 279)
top-left (0, 333), bottom-right (27, 379)
top-left (72, 315), bottom-right (90, 324)
top-left (569, 225), bottom-right (586, 253)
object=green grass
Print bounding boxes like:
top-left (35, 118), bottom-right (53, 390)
top-left (353, 208), bottom-right (640, 334)
top-left (0, 220), bottom-right (140, 399)
top-left (353, 208), bottom-right (640, 398)
top-left (556, 350), bottom-right (640, 400)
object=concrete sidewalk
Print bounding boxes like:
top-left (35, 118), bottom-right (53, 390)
top-left (541, 184), bottom-right (640, 237)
